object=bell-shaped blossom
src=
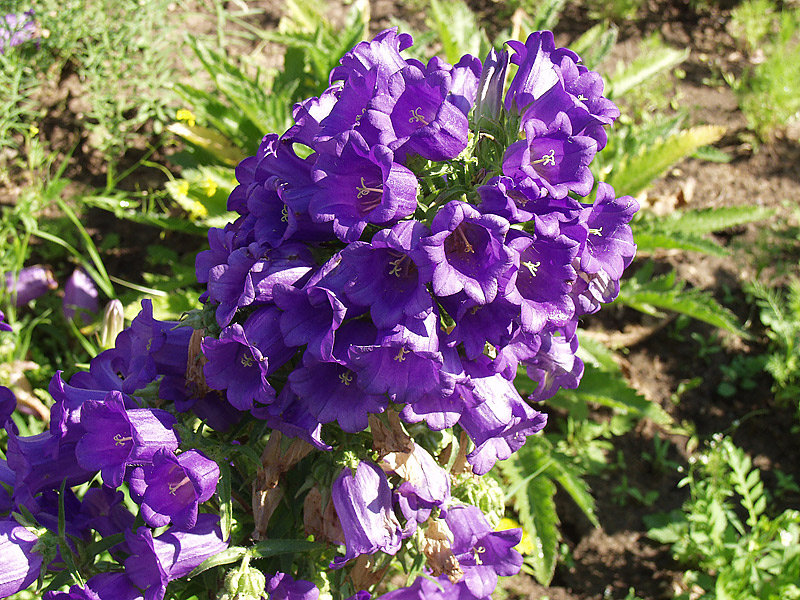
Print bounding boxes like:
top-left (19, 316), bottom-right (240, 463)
top-left (442, 292), bottom-right (517, 361)
top-left (129, 448), bottom-right (219, 530)
top-left (579, 183), bottom-right (638, 280)
top-left (207, 241), bottom-right (316, 328)
top-left (348, 311), bottom-right (450, 405)
top-left (253, 386), bottom-right (332, 451)
top-left (330, 27), bottom-right (413, 89)
top-left (274, 284), bottom-right (348, 362)
top-left (365, 59), bottom-right (471, 161)
top-left (420, 200), bottom-right (515, 305)
top-left (75, 391), bottom-right (179, 489)
top-left (42, 572), bottom-right (143, 600)
top-left (445, 504), bottom-right (523, 598)
top-left (118, 300), bottom-right (193, 394)
top-left (79, 487), bottom-right (135, 548)
top-left (458, 358), bottom-right (547, 475)
top-left (503, 112), bottom-right (597, 199)
top-left (342, 220), bottom-right (433, 330)
top-left (523, 326), bottom-right (584, 402)
top-left (505, 227), bottom-right (578, 334)
top-left (310, 130), bottom-right (418, 242)
top-left (476, 174), bottom-right (546, 225)
top-left (0, 308), bottom-right (11, 332)
top-left (383, 443), bottom-right (450, 529)
top-left (504, 30), bottom-right (578, 115)
top-left (202, 309), bottom-right (286, 410)
top-left (124, 514), bottom-right (228, 600)
top-left (1, 10), bottom-right (38, 54)
top-left (0, 385), bottom-right (15, 425)
top-left (0, 459), bottom-right (15, 514)
top-left (5, 426), bottom-right (94, 511)
top-left (0, 519), bottom-right (43, 598)
top-left (4, 265), bottom-right (57, 306)
top-left (62, 269), bottom-right (99, 324)
top-left (265, 572), bottom-right (320, 600)
top-left (330, 461), bottom-right (402, 569)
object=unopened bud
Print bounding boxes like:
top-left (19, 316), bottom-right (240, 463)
top-left (219, 555), bottom-right (266, 600)
top-left (99, 299), bottom-right (124, 349)
top-left (474, 48), bottom-right (510, 122)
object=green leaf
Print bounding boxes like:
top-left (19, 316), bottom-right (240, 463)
top-left (571, 22), bottom-right (618, 69)
top-left (250, 538), bottom-right (322, 558)
top-left (84, 534), bottom-right (126, 558)
top-left (640, 206), bottom-right (774, 236)
top-left (547, 451), bottom-right (600, 527)
top-left (218, 460), bottom-right (233, 541)
top-left (606, 125), bottom-right (726, 197)
top-left (498, 443), bottom-right (560, 585)
top-left (644, 510), bottom-right (687, 544)
top-left (616, 266), bottom-right (747, 337)
top-left (565, 362), bottom-right (673, 425)
top-left (608, 44), bottom-right (688, 98)
top-left (187, 546), bottom-right (248, 579)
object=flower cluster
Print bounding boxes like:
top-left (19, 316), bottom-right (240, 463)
top-left (0, 9), bottom-right (37, 54)
top-left (197, 29), bottom-right (636, 471)
top-left (0, 28), bottom-right (637, 600)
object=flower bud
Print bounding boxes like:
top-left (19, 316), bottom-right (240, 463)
top-left (474, 48), bottom-right (510, 122)
top-left (99, 299), bottom-right (124, 349)
top-left (219, 555), bottom-right (266, 600)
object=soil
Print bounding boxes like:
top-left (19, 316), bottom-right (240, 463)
top-left (2, 0), bottom-right (799, 599)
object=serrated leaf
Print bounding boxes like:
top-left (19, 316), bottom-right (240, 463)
top-left (608, 44), bottom-right (689, 98)
top-left (548, 452), bottom-right (600, 527)
top-left (218, 460), bottom-right (233, 541)
top-left (642, 206), bottom-right (774, 236)
top-left (567, 362), bottom-right (673, 425)
top-left (498, 444), bottom-right (560, 585)
top-left (616, 267), bottom-right (746, 336)
top-left (634, 232), bottom-right (730, 256)
top-left (571, 22), bottom-right (618, 69)
top-left (607, 125), bottom-right (726, 197)
top-left (187, 546), bottom-right (248, 579)
top-left (644, 510), bottom-right (686, 544)
top-left (251, 538), bottom-right (321, 558)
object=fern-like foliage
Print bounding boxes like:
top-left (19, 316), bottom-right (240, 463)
top-left (616, 261), bottom-right (746, 336)
top-left (606, 41), bottom-right (688, 99)
top-left (646, 437), bottom-right (800, 600)
top-left (635, 206), bottom-right (774, 256)
top-left (747, 279), bottom-right (800, 408)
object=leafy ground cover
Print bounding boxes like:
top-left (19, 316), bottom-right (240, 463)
top-left (1, 0), bottom-right (799, 598)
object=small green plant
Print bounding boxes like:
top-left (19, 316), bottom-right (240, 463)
top-left (747, 279), bottom-right (800, 411)
top-left (646, 435), bottom-right (800, 600)
top-left (725, 0), bottom-right (800, 140)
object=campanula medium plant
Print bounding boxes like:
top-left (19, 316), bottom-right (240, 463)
top-left (0, 27), bottom-right (637, 600)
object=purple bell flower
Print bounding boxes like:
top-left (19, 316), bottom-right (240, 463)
top-left (444, 504), bottom-right (523, 598)
top-left (330, 461), bottom-right (402, 569)
top-left (310, 130), bottom-right (418, 242)
top-left (330, 27), bottom-right (413, 89)
top-left (420, 200), bottom-right (515, 305)
top-left (0, 385), bottom-right (15, 425)
top-left (503, 112), bottom-right (597, 199)
top-left (202, 313), bottom-right (281, 411)
top-left (74, 391), bottom-right (179, 489)
top-left (475, 48), bottom-right (510, 122)
top-left (4, 265), bottom-right (57, 306)
top-left (341, 220), bottom-right (434, 330)
top-left (0, 518), bottom-right (43, 598)
top-left (365, 59), bottom-right (471, 161)
top-left (505, 227), bottom-right (578, 334)
top-left (0, 309), bottom-right (12, 331)
top-left (128, 448), bottom-right (219, 530)
top-left (43, 572), bottom-right (143, 600)
top-left (274, 284), bottom-right (348, 362)
top-left (523, 325), bottom-right (584, 402)
top-left (504, 31), bottom-right (578, 115)
top-left (62, 268), bottom-right (99, 324)
top-left (265, 572), bottom-right (320, 600)
top-left (348, 311), bottom-right (452, 405)
top-left (124, 514), bottom-right (228, 600)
